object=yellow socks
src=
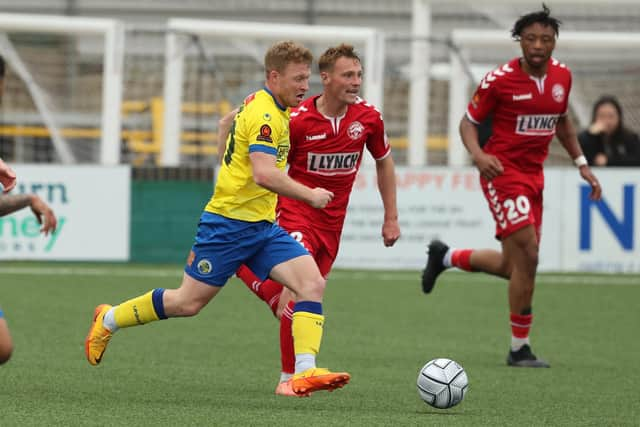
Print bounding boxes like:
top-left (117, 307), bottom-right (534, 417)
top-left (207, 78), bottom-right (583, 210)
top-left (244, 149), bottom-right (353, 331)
top-left (113, 288), bottom-right (167, 329)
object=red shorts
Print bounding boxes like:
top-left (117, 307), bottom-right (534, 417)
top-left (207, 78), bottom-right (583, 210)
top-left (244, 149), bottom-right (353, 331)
top-left (279, 220), bottom-right (340, 278)
top-left (480, 168), bottom-right (543, 242)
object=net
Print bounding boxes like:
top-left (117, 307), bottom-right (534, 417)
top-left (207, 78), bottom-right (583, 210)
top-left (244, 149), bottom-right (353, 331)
top-left (160, 18), bottom-right (383, 167)
top-left (0, 14), bottom-right (123, 165)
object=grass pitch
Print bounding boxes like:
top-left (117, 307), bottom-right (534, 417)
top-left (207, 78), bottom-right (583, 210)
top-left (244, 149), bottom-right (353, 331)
top-left (0, 263), bottom-right (638, 426)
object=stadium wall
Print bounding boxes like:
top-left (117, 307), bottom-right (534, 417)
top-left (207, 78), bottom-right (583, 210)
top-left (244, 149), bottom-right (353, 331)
top-left (130, 179), bottom-right (211, 263)
top-left (0, 165), bottom-right (130, 260)
top-left (338, 167), bottom-right (640, 273)
top-left (1, 165), bottom-right (637, 273)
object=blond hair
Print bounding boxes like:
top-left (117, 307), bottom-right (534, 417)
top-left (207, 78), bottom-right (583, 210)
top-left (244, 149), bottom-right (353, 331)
top-left (264, 41), bottom-right (313, 76)
top-left (318, 44), bottom-right (361, 73)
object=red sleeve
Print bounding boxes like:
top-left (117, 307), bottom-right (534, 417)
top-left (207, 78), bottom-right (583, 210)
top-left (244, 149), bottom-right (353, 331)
top-left (366, 109), bottom-right (391, 160)
top-left (466, 72), bottom-right (498, 124)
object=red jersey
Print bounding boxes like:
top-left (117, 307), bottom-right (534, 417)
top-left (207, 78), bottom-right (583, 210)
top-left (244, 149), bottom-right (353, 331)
top-left (278, 95), bottom-right (391, 231)
top-left (466, 57), bottom-right (572, 172)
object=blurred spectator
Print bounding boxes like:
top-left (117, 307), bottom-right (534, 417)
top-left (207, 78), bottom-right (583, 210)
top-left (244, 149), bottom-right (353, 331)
top-left (578, 95), bottom-right (640, 167)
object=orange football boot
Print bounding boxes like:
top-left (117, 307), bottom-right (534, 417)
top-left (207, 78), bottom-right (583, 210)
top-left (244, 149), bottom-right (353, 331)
top-left (85, 304), bottom-right (113, 365)
top-left (291, 368), bottom-right (350, 396)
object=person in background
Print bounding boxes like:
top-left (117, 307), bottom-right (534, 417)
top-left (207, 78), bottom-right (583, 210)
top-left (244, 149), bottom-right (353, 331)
top-left (578, 95), bottom-right (640, 167)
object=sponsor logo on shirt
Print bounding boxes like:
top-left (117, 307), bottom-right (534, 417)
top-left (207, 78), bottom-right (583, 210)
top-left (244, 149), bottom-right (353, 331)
top-left (306, 133), bottom-right (327, 141)
top-left (256, 124), bottom-right (273, 142)
top-left (307, 151), bottom-right (360, 175)
top-left (471, 92), bottom-right (481, 108)
top-left (512, 93), bottom-right (532, 101)
top-left (276, 144), bottom-right (289, 162)
top-left (515, 114), bottom-right (559, 136)
top-left (244, 92), bottom-right (256, 105)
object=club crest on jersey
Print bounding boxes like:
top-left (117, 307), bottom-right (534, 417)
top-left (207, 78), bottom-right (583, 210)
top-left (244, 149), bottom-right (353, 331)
top-left (197, 259), bottom-right (213, 275)
top-left (551, 84), bottom-right (565, 103)
top-left (347, 121), bottom-right (364, 140)
top-left (515, 114), bottom-right (559, 136)
top-left (307, 151), bottom-right (360, 175)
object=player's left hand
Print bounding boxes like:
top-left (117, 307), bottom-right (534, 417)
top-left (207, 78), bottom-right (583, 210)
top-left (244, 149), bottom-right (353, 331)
top-left (382, 217), bottom-right (400, 247)
top-left (579, 166), bottom-right (601, 201)
top-left (29, 194), bottom-right (58, 236)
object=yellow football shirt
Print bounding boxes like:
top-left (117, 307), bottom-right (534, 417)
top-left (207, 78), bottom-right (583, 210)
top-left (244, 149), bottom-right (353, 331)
top-left (206, 88), bottom-right (291, 222)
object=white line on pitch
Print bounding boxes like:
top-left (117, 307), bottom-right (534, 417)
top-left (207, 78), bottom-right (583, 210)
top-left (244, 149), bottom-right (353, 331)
top-left (0, 266), bottom-right (637, 286)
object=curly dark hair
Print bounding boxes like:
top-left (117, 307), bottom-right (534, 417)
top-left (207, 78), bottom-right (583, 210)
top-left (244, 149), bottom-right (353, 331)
top-left (511, 3), bottom-right (561, 40)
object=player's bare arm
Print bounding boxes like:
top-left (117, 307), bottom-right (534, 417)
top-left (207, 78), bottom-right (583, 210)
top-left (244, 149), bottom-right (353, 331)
top-left (0, 193), bottom-right (33, 216)
top-left (250, 151), bottom-right (334, 208)
top-left (375, 155), bottom-right (400, 247)
top-left (0, 194), bottom-right (58, 235)
top-left (217, 108), bottom-right (239, 165)
top-left (29, 194), bottom-right (58, 235)
top-left (0, 157), bottom-right (16, 193)
top-left (459, 116), bottom-right (504, 180)
top-left (556, 115), bottom-right (602, 200)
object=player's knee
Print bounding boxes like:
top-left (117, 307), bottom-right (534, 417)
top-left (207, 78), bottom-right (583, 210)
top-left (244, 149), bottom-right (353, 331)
top-left (170, 294), bottom-right (207, 317)
top-left (523, 243), bottom-right (539, 268)
top-left (501, 259), bottom-right (514, 279)
top-left (513, 238), bottom-right (539, 269)
top-left (300, 275), bottom-right (326, 300)
top-left (181, 299), bottom-right (207, 316)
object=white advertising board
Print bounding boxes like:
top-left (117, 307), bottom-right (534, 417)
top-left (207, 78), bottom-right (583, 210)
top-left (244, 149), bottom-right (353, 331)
top-left (560, 169), bottom-right (640, 273)
top-left (336, 167), bottom-right (640, 273)
top-left (337, 167), bottom-right (500, 270)
top-left (0, 165), bottom-right (130, 260)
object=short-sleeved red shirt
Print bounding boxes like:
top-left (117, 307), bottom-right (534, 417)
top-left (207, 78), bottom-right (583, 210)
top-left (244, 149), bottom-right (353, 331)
top-left (466, 57), bottom-right (572, 173)
top-left (277, 95), bottom-right (391, 233)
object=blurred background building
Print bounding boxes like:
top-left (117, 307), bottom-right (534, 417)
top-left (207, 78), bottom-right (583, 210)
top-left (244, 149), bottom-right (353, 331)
top-left (0, 0), bottom-right (638, 167)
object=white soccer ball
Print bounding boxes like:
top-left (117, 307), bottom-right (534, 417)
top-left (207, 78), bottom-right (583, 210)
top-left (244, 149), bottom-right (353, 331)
top-left (417, 358), bottom-right (468, 409)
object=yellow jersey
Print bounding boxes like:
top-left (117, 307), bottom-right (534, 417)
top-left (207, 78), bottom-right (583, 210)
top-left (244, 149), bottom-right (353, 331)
top-left (206, 88), bottom-right (291, 222)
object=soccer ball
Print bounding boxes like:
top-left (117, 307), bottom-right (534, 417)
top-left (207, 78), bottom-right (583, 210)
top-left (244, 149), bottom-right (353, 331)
top-left (417, 358), bottom-right (468, 409)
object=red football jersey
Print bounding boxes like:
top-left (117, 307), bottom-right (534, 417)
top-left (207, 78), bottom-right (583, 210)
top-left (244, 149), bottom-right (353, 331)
top-left (277, 95), bottom-right (391, 231)
top-left (466, 57), bottom-right (572, 172)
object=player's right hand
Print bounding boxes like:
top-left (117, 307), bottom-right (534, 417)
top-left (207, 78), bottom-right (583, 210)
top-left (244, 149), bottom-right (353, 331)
top-left (308, 187), bottom-right (334, 209)
top-left (473, 152), bottom-right (504, 180)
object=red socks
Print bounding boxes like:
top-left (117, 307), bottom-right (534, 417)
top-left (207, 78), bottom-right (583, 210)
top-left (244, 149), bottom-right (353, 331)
top-left (236, 265), bottom-right (283, 317)
top-left (279, 301), bottom-right (295, 375)
top-left (510, 312), bottom-right (532, 340)
top-left (236, 265), bottom-right (295, 374)
top-left (451, 249), bottom-right (473, 271)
